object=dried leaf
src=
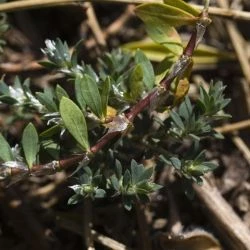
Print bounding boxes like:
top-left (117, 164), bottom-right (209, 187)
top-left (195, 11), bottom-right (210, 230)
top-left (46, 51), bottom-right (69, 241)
top-left (158, 230), bottom-right (222, 250)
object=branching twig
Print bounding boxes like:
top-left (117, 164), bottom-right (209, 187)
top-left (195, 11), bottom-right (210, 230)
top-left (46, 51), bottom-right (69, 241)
top-left (194, 178), bottom-right (250, 249)
top-left (2, 4), bottom-right (211, 182)
top-left (84, 2), bottom-right (107, 48)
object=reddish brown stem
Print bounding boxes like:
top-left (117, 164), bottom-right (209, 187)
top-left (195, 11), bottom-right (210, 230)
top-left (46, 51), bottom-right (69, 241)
top-left (90, 131), bottom-right (120, 154)
top-left (126, 89), bottom-right (159, 121)
top-left (183, 29), bottom-right (197, 57)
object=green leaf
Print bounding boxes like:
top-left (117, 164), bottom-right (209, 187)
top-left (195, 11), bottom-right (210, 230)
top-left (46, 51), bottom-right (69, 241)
top-left (163, 0), bottom-right (201, 17)
top-left (131, 160), bottom-right (143, 184)
top-left (21, 123), bottom-right (39, 168)
top-left (139, 17), bottom-right (183, 56)
top-left (75, 76), bottom-right (86, 110)
top-left (41, 139), bottom-right (60, 160)
top-left (100, 77), bottom-right (111, 117)
top-left (68, 194), bottom-right (81, 205)
top-left (56, 84), bottom-right (69, 101)
top-left (123, 169), bottom-right (131, 188)
top-left (135, 3), bottom-right (198, 28)
top-left (39, 60), bottom-right (58, 70)
top-left (0, 133), bottom-right (14, 162)
top-left (115, 159), bottom-right (123, 179)
top-left (135, 50), bottom-right (155, 90)
top-left (40, 124), bottom-right (61, 138)
top-left (137, 167), bottom-right (154, 183)
top-left (110, 175), bottom-right (120, 191)
top-left (36, 91), bottom-right (57, 112)
top-left (187, 162), bottom-right (218, 177)
top-left (59, 97), bottom-right (89, 151)
top-left (170, 111), bottom-right (185, 130)
top-left (0, 95), bottom-right (18, 105)
top-left (169, 157), bottom-right (182, 170)
top-left (95, 189), bottom-right (106, 198)
top-left (126, 64), bottom-right (144, 101)
top-left (0, 80), bottom-right (10, 95)
top-left (77, 75), bottom-right (103, 119)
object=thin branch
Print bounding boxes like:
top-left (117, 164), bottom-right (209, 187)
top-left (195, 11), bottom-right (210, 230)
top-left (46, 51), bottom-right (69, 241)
top-left (84, 2), bottom-right (107, 48)
top-left (232, 135), bottom-right (250, 166)
top-left (215, 119), bottom-right (250, 134)
top-left (194, 178), bottom-right (250, 249)
top-left (1, 0), bottom-right (250, 21)
top-left (0, 60), bottom-right (43, 73)
top-left (92, 230), bottom-right (130, 250)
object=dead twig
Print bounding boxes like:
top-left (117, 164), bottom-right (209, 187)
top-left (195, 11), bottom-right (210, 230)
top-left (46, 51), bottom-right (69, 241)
top-left (215, 119), bottom-right (250, 134)
top-left (84, 2), bottom-right (106, 48)
top-left (194, 178), bottom-right (250, 250)
top-left (232, 135), bottom-right (250, 166)
top-left (92, 230), bottom-right (130, 250)
top-left (85, 5), bottom-right (134, 49)
top-left (0, 60), bottom-right (43, 73)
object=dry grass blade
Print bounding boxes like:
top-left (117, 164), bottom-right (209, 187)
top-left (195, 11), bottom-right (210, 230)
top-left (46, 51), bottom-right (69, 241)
top-left (215, 119), bottom-right (250, 134)
top-left (194, 178), bottom-right (250, 250)
top-left (0, 0), bottom-right (250, 21)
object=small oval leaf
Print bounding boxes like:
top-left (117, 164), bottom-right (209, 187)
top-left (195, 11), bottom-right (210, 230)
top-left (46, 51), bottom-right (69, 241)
top-left (0, 133), bottom-right (14, 162)
top-left (135, 49), bottom-right (155, 90)
top-left (142, 18), bottom-right (183, 56)
top-left (21, 123), bottom-right (39, 169)
top-left (79, 74), bottom-right (103, 119)
top-left (56, 84), bottom-right (69, 101)
top-left (59, 97), bottom-right (89, 151)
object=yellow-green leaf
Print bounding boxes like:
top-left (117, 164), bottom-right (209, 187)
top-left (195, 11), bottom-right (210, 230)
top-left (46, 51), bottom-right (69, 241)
top-left (123, 40), bottom-right (236, 65)
top-left (142, 17), bottom-right (183, 56)
top-left (135, 3), bottom-right (198, 28)
top-left (60, 97), bottom-right (89, 151)
top-left (163, 0), bottom-right (201, 17)
top-left (56, 84), bottom-right (69, 101)
top-left (173, 78), bottom-right (190, 106)
top-left (135, 49), bottom-right (155, 90)
top-left (127, 64), bottom-right (144, 101)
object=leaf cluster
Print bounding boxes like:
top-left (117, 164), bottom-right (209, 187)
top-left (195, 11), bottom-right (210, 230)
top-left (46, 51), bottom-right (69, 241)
top-left (161, 150), bottom-right (217, 185)
top-left (68, 160), bottom-right (161, 210)
top-left (168, 82), bottom-right (231, 141)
